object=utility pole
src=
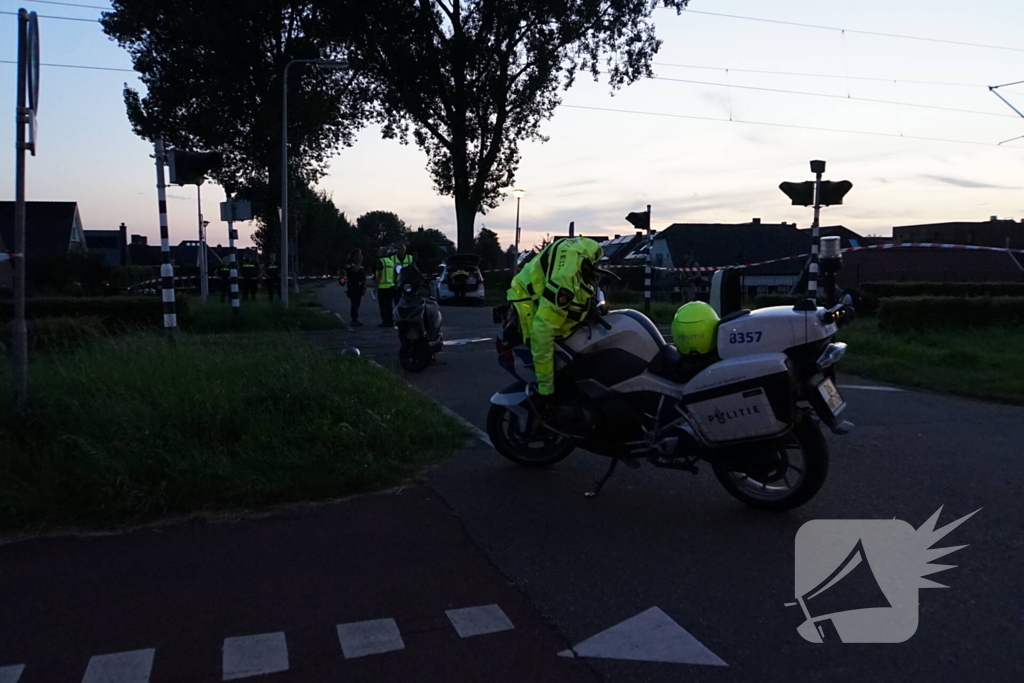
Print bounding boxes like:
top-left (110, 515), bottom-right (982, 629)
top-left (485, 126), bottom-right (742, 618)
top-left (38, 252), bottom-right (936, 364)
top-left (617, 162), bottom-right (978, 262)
top-left (10, 9), bottom-right (39, 413)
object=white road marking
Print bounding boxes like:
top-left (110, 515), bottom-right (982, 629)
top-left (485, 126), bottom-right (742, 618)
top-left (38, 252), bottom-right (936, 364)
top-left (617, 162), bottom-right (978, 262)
top-left (222, 632), bottom-right (289, 680)
top-left (82, 649), bottom-right (156, 683)
top-left (0, 665), bottom-right (25, 683)
top-left (837, 385), bottom-right (905, 392)
top-left (443, 337), bottom-right (494, 346)
top-left (446, 604), bottom-right (515, 638)
top-left (337, 619), bottom-right (405, 659)
top-left (558, 607), bottom-right (727, 666)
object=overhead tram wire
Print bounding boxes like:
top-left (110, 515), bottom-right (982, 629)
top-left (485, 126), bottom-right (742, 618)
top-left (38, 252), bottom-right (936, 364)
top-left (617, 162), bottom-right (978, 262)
top-left (559, 103), bottom-right (1016, 149)
top-left (14, 0), bottom-right (108, 9)
top-left (650, 75), bottom-right (1020, 120)
top-left (0, 58), bottom-right (133, 72)
top-left (684, 9), bottom-right (1024, 54)
top-left (652, 63), bottom-right (984, 89)
top-left (0, 9), bottom-right (98, 22)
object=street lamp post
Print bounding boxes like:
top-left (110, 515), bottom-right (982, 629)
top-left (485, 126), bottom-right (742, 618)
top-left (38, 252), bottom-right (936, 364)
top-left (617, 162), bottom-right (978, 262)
top-left (512, 188), bottom-right (525, 272)
top-left (281, 58), bottom-right (348, 306)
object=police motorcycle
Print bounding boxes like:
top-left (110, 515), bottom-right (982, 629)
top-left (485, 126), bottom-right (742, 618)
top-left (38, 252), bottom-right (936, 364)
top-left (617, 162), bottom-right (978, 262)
top-left (395, 261), bottom-right (443, 372)
top-left (487, 268), bottom-right (855, 511)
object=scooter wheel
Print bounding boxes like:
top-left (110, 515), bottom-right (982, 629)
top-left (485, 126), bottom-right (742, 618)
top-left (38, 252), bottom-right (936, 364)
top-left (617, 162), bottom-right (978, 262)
top-left (399, 342), bottom-right (431, 372)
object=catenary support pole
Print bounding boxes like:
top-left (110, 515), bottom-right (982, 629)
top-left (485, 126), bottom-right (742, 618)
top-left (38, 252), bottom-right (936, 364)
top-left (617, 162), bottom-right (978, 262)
top-left (226, 192), bottom-right (240, 314)
top-left (10, 10), bottom-right (30, 412)
top-left (155, 138), bottom-right (177, 333)
top-left (644, 204), bottom-right (652, 315)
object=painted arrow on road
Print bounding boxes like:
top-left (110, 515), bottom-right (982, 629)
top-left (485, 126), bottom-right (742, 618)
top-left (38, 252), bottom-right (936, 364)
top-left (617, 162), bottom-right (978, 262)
top-left (558, 607), bottom-right (727, 666)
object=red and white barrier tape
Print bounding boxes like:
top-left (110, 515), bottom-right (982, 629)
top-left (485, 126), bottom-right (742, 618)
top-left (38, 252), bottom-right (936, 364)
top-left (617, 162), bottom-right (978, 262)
top-left (0, 252), bottom-right (23, 263)
top-left (483, 242), bottom-right (1024, 275)
top-left (128, 274), bottom-right (336, 289)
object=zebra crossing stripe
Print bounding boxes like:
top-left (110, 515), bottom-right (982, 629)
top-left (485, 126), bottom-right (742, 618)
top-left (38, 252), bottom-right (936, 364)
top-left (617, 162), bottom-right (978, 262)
top-left (82, 649), bottom-right (155, 683)
top-left (0, 665), bottom-right (25, 683)
top-left (336, 619), bottom-right (405, 659)
top-left (222, 633), bottom-right (289, 680)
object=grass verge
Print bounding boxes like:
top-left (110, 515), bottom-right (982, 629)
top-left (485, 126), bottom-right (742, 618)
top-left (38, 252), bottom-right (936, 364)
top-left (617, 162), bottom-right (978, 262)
top-left (838, 318), bottom-right (1024, 403)
top-left (183, 294), bottom-right (342, 333)
top-left (0, 333), bottom-right (467, 529)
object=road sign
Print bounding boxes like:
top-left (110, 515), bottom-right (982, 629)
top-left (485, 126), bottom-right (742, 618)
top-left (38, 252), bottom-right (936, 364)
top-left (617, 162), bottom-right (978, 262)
top-left (167, 150), bottom-right (222, 185)
top-left (26, 12), bottom-right (39, 114)
top-left (220, 200), bottom-right (253, 222)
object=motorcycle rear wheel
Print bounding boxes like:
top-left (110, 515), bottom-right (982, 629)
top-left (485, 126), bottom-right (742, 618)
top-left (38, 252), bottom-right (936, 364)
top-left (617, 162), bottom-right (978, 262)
top-left (487, 403), bottom-right (574, 467)
top-left (713, 416), bottom-right (829, 511)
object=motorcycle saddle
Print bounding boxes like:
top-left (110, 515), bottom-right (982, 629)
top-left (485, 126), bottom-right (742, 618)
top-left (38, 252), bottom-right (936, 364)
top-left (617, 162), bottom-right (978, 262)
top-left (646, 345), bottom-right (713, 385)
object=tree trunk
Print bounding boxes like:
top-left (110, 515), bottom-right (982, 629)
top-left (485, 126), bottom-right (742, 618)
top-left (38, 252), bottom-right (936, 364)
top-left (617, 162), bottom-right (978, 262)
top-left (454, 193), bottom-right (476, 253)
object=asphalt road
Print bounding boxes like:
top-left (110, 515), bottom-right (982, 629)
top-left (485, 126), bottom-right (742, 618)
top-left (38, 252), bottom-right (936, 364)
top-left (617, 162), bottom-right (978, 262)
top-left (1, 287), bottom-right (1019, 682)
top-left (318, 285), bottom-right (1023, 682)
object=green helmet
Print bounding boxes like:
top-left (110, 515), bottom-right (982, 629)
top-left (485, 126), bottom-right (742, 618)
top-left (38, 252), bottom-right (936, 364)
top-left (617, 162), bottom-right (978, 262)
top-left (671, 301), bottom-right (719, 355)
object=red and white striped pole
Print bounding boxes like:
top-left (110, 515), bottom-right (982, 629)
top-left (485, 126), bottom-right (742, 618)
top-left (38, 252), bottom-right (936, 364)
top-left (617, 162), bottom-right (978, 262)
top-left (809, 160), bottom-right (825, 302)
top-left (154, 138), bottom-right (177, 332)
top-left (225, 193), bottom-right (240, 314)
top-left (644, 204), bottom-right (652, 314)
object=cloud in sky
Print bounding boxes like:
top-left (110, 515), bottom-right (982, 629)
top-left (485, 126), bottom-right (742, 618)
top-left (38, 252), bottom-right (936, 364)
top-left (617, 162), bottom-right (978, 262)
top-left (921, 175), bottom-right (1020, 190)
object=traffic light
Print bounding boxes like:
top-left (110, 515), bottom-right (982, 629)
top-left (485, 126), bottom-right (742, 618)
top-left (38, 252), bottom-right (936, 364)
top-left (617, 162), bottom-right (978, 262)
top-left (167, 150), bottom-right (222, 186)
top-left (779, 181), bottom-right (815, 206)
top-left (779, 180), bottom-right (853, 206)
top-left (625, 210), bottom-right (650, 231)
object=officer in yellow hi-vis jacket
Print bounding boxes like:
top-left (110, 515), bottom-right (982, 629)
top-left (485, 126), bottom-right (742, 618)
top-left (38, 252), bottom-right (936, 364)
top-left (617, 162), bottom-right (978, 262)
top-left (507, 237), bottom-right (607, 397)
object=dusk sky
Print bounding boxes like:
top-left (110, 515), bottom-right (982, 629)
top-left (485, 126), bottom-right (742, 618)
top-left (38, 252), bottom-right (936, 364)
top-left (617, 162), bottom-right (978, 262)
top-left (2, 0), bottom-right (1024, 256)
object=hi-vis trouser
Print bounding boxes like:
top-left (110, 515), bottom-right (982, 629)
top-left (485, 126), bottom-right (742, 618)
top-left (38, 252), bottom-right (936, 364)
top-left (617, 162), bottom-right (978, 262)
top-left (507, 237), bottom-right (603, 395)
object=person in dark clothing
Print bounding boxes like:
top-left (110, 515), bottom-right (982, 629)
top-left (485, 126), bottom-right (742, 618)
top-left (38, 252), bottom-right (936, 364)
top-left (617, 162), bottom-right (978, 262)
top-left (344, 249), bottom-right (367, 326)
top-left (266, 254), bottom-right (282, 301)
top-left (240, 258), bottom-right (259, 301)
top-left (218, 262), bottom-right (232, 303)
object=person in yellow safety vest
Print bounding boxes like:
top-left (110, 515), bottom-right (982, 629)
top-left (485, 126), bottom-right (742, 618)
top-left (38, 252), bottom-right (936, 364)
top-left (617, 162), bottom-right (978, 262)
top-left (507, 236), bottom-right (610, 398)
top-left (390, 242), bottom-right (414, 314)
top-left (376, 246), bottom-right (397, 327)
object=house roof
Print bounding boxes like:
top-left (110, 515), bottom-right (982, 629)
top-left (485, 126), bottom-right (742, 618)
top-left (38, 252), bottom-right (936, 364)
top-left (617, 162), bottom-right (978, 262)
top-left (83, 230), bottom-right (122, 250)
top-left (657, 222), bottom-right (809, 267)
top-left (0, 201), bottom-right (81, 255)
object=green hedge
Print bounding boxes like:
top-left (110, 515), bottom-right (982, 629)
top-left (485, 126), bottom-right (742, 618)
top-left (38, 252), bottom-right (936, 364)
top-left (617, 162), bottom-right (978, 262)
top-left (862, 282), bottom-right (1024, 299)
top-left (878, 296), bottom-right (1024, 331)
top-left (0, 296), bottom-right (190, 331)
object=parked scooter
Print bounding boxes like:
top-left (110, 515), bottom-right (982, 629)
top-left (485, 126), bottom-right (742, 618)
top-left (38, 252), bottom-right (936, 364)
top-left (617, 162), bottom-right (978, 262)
top-left (487, 270), bottom-right (855, 510)
top-left (395, 262), bottom-right (443, 372)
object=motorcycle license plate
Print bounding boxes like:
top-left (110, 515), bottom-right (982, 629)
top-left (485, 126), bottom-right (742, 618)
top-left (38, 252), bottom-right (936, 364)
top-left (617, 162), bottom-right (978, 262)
top-left (818, 378), bottom-right (845, 415)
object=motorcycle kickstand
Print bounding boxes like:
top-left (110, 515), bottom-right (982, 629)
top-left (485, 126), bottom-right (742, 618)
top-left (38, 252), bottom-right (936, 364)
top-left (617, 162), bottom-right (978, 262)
top-left (585, 458), bottom-right (619, 499)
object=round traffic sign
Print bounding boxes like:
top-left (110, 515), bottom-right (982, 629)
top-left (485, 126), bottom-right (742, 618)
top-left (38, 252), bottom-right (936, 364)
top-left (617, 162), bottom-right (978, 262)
top-left (26, 12), bottom-right (40, 113)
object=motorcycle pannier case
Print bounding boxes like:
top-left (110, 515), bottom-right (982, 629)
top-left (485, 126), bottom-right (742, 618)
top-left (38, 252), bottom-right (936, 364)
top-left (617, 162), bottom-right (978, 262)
top-left (681, 353), bottom-right (795, 444)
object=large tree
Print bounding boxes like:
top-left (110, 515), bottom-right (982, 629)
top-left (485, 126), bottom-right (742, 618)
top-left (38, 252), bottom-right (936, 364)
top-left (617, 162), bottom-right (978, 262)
top-left (474, 227), bottom-right (503, 271)
top-left (102, 1), bottom-right (368, 247)
top-left (334, 0), bottom-right (688, 252)
top-left (355, 211), bottom-right (411, 253)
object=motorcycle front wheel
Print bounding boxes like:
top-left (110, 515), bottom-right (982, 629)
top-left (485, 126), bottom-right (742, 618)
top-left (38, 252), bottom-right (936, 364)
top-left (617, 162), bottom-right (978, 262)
top-left (713, 416), bottom-right (829, 511)
top-left (487, 403), bottom-right (574, 467)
